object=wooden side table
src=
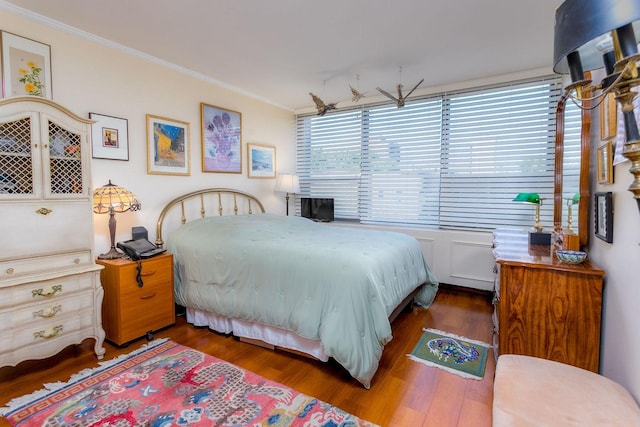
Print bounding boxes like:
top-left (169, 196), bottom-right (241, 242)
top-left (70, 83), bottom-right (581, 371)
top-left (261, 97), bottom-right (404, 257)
top-left (492, 229), bottom-right (605, 372)
top-left (96, 253), bottom-right (174, 346)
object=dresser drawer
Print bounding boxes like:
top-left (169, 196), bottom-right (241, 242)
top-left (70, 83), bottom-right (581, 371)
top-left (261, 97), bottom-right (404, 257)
top-left (0, 289), bottom-right (94, 331)
top-left (0, 250), bottom-right (93, 281)
top-left (0, 306), bottom-right (94, 351)
top-left (0, 270), bottom-right (98, 309)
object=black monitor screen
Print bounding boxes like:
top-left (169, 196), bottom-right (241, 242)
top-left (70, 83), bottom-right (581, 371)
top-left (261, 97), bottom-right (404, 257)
top-left (301, 198), bottom-right (334, 222)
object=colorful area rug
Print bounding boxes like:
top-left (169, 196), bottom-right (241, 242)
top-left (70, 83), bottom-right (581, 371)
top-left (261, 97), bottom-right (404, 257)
top-left (0, 339), bottom-right (378, 427)
top-left (408, 328), bottom-right (491, 380)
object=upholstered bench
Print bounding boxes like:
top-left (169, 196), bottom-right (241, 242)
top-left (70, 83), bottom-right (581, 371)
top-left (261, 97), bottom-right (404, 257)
top-left (493, 354), bottom-right (640, 426)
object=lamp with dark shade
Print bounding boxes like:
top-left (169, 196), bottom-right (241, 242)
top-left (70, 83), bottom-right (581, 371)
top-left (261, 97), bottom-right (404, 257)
top-left (275, 173), bottom-right (300, 216)
top-left (93, 180), bottom-right (141, 259)
top-left (553, 0), bottom-right (640, 213)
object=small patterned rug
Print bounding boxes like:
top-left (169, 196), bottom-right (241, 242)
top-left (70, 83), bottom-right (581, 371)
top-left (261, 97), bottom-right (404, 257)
top-left (408, 328), bottom-right (491, 380)
top-left (0, 339), bottom-right (378, 427)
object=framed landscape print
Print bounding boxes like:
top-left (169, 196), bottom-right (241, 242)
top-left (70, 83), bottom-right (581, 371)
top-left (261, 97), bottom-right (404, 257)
top-left (89, 113), bottom-right (129, 160)
top-left (201, 103), bottom-right (242, 173)
top-left (146, 114), bottom-right (190, 176)
top-left (1, 31), bottom-right (52, 99)
top-left (247, 143), bottom-right (276, 178)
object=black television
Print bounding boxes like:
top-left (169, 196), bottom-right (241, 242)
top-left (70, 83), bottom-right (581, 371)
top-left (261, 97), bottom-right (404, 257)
top-left (301, 197), bottom-right (334, 222)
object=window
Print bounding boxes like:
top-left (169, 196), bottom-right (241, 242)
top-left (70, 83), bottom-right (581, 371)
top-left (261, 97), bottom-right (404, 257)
top-left (295, 76), bottom-right (581, 231)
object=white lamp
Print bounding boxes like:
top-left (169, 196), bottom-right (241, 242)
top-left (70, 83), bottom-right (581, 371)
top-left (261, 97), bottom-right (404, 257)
top-left (275, 173), bottom-right (300, 216)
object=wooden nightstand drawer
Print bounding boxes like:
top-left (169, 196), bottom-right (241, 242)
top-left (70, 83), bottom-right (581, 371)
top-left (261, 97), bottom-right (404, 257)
top-left (97, 253), bottom-right (174, 346)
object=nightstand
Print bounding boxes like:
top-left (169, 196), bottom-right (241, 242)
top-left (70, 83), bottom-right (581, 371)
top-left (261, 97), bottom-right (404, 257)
top-left (96, 253), bottom-right (175, 346)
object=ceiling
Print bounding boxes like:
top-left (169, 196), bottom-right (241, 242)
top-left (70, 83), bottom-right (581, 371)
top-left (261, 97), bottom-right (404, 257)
top-left (2, 0), bottom-right (564, 111)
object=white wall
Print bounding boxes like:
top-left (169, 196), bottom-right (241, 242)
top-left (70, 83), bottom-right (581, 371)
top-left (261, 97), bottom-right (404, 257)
top-left (0, 8), bottom-right (296, 255)
top-left (588, 74), bottom-right (640, 401)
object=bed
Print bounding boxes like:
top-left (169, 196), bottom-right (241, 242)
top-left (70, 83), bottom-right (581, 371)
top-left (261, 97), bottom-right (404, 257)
top-left (156, 188), bottom-right (439, 388)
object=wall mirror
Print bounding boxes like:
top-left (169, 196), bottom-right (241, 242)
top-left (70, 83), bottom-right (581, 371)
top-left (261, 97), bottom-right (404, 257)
top-left (554, 85), bottom-right (591, 249)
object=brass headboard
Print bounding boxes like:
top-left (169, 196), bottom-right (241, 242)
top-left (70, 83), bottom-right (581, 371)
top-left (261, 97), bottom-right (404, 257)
top-left (155, 188), bottom-right (265, 248)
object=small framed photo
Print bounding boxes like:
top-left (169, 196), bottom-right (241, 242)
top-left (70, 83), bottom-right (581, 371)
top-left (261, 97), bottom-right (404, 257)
top-left (597, 141), bottom-right (613, 184)
top-left (89, 113), bottom-right (129, 160)
top-left (247, 143), bottom-right (276, 178)
top-left (594, 191), bottom-right (613, 243)
top-left (146, 114), bottom-right (190, 176)
top-left (1, 31), bottom-right (52, 99)
top-left (201, 103), bottom-right (242, 173)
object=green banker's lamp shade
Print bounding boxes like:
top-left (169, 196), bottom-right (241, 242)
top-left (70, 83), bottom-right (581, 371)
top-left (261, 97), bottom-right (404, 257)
top-left (513, 193), bottom-right (543, 232)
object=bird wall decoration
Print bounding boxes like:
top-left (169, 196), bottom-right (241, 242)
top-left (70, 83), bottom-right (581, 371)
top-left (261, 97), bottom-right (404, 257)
top-left (376, 78), bottom-right (424, 108)
top-left (309, 93), bottom-right (337, 116)
top-left (349, 85), bottom-right (365, 103)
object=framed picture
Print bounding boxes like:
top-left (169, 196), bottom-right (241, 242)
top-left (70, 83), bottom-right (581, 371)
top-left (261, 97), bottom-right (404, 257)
top-left (146, 114), bottom-right (190, 176)
top-left (201, 103), bottom-right (242, 173)
top-left (600, 92), bottom-right (617, 141)
top-left (247, 143), bottom-right (276, 178)
top-left (1, 31), bottom-right (52, 99)
top-left (89, 113), bottom-right (129, 160)
top-left (597, 141), bottom-right (613, 184)
top-left (594, 191), bottom-right (613, 243)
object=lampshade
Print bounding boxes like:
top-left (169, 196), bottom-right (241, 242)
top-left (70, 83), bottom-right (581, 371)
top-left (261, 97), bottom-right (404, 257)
top-left (553, 0), bottom-right (640, 79)
top-left (512, 193), bottom-right (541, 205)
top-left (275, 173), bottom-right (300, 194)
top-left (93, 180), bottom-right (141, 214)
top-left (93, 180), bottom-right (141, 259)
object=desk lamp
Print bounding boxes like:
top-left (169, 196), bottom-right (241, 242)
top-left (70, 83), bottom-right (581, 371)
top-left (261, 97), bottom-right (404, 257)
top-left (513, 193), bottom-right (551, 245)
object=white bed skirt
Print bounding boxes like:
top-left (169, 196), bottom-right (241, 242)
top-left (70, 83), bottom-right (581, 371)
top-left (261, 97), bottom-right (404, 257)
top-left (186, 308), bottom-right (330, 362)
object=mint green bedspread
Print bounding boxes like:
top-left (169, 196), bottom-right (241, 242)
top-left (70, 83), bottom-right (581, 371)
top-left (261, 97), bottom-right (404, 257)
top-left (167, 214), bottom-right (439, 388)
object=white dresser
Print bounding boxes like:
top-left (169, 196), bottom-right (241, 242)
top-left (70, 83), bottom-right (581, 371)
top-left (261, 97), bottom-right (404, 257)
top-left (0, 96), bottom-right (105, 367)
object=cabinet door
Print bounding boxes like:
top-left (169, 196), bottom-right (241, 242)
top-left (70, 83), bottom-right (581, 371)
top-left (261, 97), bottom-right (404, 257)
top-left (40, 112), bottom-right (89, 199)
top-left (0, 111), bottom-right (40, 199)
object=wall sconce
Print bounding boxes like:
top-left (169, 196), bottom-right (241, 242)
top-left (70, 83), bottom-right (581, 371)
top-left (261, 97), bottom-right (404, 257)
top-left (275, 173), bottom-right (300, 216)
top-left (93, 180), bottom-right (141, 259)
top-left (513, 193), bottom-right (551, 245)
top-left (553, 0), bottom-right (640, 213)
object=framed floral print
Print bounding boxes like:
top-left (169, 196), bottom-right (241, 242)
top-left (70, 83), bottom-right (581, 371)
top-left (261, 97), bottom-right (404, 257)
top-left (146, 114), bottom-right (190, 176)
top-left (201, 103), bottom-right (242, 173)
top-left (89, 113), bottom-right (129, 161)
top-left (247, 143), bottom-right (276, 178)
top-left (1, 31), bottom-right (52, 99)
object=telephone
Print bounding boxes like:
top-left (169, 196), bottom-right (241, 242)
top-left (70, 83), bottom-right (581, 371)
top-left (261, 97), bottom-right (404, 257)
top-left (117, 238), bottom-right (166, 261)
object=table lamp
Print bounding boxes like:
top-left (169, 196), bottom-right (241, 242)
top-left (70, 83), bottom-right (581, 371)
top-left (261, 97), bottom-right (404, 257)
top-left (275, 173), bottom-right (300, 216)
top-left (553, 0), bottom-right (640, 214)
top-left (93, 180), bottom-right (141, 259)
top-left (513, 193), bottom-right (551, 245)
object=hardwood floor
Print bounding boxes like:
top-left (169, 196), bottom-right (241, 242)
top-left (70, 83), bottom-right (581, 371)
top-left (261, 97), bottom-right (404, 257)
top-left (0, 286), bottom-right (495, 427)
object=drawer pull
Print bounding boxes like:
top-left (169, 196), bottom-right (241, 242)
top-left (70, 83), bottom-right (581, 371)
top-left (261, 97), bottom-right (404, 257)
top-left (6, 268), bottom-right (14, 275)
top-left (33, 305), bottom-right (62, 318)
top-left (36, 207), bottom-right (53, 215)
top-left (74, 258), bottom-right (80, 264)
top-left (140, 270), bottom-right (157, 277)
top-left (34, 325), bottom-right (63, 340)
top-left (32, 285), bottom-right (62, 298)
top-left (140, 292), bottom-right (157, 300)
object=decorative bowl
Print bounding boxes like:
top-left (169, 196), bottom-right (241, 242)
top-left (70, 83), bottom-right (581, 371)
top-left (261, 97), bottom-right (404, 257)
top-left (556, 250), bottom-right (587, 264)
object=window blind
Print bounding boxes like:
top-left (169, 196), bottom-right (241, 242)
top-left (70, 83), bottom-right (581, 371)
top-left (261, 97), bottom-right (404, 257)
top-left (295, 75), bottom-right (581, 231)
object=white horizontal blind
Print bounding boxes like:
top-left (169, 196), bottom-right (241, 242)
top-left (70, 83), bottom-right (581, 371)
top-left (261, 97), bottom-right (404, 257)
top-left (296, 109), bottom-right (362, 219)
top-left (361, 99), bottom-right (442, 225)
top-left (295, 75), bottom-right (580, 231)
top-left (441, 78), bottom-right (565, 230)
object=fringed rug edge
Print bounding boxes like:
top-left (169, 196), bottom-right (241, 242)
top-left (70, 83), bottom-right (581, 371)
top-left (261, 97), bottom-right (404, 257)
top-left (0, 338), bottom-right (169, 416)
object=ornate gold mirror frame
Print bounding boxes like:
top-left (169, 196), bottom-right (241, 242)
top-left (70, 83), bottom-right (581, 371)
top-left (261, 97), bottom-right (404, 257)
top-left (554, 78), bottom-right (592, 249)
